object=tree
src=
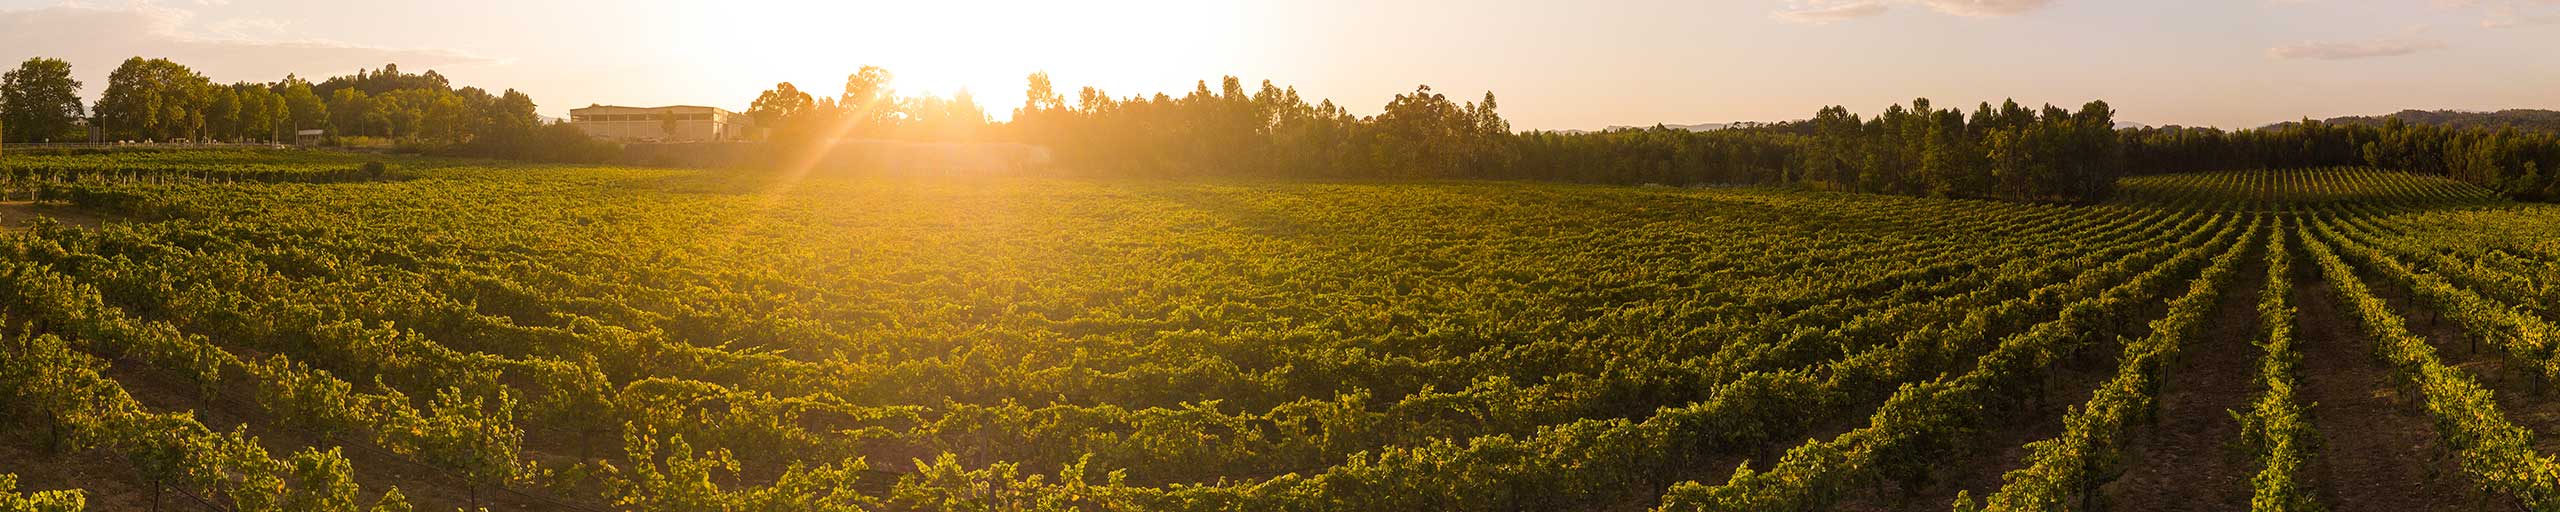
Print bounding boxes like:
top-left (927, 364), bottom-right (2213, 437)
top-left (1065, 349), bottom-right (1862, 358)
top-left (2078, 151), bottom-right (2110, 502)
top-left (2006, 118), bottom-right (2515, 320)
top-left (491, 89), bottom-right (539, 134)
top-left (841, 67), bottom-right (894, 111)
top-left (904, 89), bottom-right (988, 141)
top-left (746, 82), bottom-right (815, 141)
top-left (1920, 109), bottom-right (1978, 197)
top-left (279, 77), bottom-right (328, 132)
top-left (839, 66), bottom-right (899, 136)
top-left (328, 88), bottom-right (371, 137)
top-left (0, 58), bottom-right (84, 143)
top-left (233, 84), bottom-right (284, 142)
top-left (1371, 85), bottom-right (1478, 178)
top-left (204, 86), bottom-right (242, 141)
top-left (748, 82), bottom-right (813, 128)
top-left (92, 57), bottom-right (163, 141)
top-left (365, 93), bottom-right (417, 138)
top-left (93, 57), bottom-right (213, 141)
top-left (1021, 72), bottom-right (1064, 115)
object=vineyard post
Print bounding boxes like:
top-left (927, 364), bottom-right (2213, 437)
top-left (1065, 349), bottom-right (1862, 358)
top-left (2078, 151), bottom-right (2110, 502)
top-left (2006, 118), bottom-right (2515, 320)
top-left (2037, 366), bottom-right (2052, 410)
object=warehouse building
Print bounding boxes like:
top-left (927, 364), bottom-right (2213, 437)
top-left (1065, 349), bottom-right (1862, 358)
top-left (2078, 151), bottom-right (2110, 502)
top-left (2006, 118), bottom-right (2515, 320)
top-left (568, 105), bottom-right (753, 142)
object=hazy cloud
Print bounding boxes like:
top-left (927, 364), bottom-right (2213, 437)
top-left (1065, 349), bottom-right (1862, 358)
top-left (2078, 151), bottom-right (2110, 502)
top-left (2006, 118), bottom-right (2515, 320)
top-left (0, 5), bottom-right (488, 91)
top-left (201, 17), bottom-right (292, 40)
top-left (2426, 0), bottom-right (2560, 27)
top-left (1773, 1), bottom-right (1891, 23)
top-left (1916, 0), bottom-right (2057, 16)
top-left (1773, 0), bottom-right (2055, 24)
top-left (2267, 38), bottom-right (2448, 60)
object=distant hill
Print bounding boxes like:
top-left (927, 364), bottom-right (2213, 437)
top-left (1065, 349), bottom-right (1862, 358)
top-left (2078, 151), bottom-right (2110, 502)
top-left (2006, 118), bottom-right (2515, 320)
top-left (1581, 120), bottom-right (2149, 132)
top-left (2291, 109), bottom-right (2560, 132)
top-left (1602, 122), bottom-right (1733, 132)
top-left (1594, 121), bottom-right (1790, 132)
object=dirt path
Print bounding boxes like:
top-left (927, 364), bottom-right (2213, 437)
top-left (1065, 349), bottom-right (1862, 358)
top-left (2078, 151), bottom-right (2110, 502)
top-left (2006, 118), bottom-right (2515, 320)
top-left (2369, 258), bottom-right (2560, 456)
top-left (1830, 298), bottom-right (2162, 510)
top-left (2098, 254), bottom-right (2266, 510)
top-left (0, 432), bottom-right (160, 511)
top-left (2295, 263), bottom-right (2486, 511)
top-left (1825, 356), bottom-right (2119, 511)
top-left (0, 202), bottom-right (105, 230)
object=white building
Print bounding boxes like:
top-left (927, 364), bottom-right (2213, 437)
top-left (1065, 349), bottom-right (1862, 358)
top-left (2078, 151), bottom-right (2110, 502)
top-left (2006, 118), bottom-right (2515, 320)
top-left (568, 105), bottom-right (753, 142)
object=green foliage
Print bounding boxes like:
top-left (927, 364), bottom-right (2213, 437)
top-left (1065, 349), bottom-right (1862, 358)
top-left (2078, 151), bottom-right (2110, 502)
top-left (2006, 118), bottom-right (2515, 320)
top-left (2243, 220), bottom-right (2318, 512)
top-left (2319, 109), bottom-right (2560, 133)
top-left (1011, 77), bottom-right (2118, 202)
top-left (2301, 217), bottom-right (2560, 507)
top-left (1671, 213), bottom-right (2250, 510)
top-left (284, 448), bottom-right (364, 511)
top-left (0, 474), bottom-right (84, 512)
top-left (370, 487), bottom-right (412, 512)
top-left (23, 56), bottom-right (591, 158)
top-left (9, 152), bottom-right (2560, 510)
top-left (1958, 218), bottom-right (2260, 510)
top-left (0, 57), bottom-right (86, 143)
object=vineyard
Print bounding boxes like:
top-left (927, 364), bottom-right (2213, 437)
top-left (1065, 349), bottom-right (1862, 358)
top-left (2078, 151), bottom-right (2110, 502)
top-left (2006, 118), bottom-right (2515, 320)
top-left (1, 151), bottom-right (2559, 511)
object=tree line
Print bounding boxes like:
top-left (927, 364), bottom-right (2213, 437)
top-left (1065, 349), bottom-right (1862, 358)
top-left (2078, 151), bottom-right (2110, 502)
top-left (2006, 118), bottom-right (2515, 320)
top-left (995, 69), bottom-right (2552, 202)
top-left (1004, 75), bottom-right (1513, 179)
top-left (0, 57), bottom-right (611, 162)
top-left (1000, 71), bottom-right (2121, 201)
top-left (742, 66), bottom-right (994, 145)
top-left (2317, 109), bottom-right (2560, 133)
top-left (14, 56), bottom-right (2558, 202)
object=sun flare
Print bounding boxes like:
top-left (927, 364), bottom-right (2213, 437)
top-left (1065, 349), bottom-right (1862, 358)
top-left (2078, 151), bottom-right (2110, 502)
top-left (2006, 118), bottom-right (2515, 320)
top-left (653, 0), bottom-right (1250, 118)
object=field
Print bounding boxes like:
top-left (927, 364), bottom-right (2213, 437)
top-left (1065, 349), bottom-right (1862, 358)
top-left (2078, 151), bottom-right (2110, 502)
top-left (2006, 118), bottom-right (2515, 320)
top-left (3, 150), bottom-right (2560, 511)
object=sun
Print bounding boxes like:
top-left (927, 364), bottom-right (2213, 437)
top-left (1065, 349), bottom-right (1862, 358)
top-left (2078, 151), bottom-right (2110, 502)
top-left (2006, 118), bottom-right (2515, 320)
top-left (652, 0), bottom-right (1249, 119)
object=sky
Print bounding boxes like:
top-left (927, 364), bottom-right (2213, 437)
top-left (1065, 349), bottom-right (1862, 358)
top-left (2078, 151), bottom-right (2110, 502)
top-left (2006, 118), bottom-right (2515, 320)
top-left (0, 0), bottom-right (2553, 130)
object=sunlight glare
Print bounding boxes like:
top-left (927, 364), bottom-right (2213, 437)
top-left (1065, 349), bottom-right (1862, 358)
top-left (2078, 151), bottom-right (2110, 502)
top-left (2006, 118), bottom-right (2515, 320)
top-left (660, 0), bottom-right (1250, 117)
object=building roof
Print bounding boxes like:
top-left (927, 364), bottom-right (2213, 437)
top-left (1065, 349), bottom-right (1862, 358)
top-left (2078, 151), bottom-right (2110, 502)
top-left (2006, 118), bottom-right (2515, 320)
top-left (571, 105), bottom-right (733, 114)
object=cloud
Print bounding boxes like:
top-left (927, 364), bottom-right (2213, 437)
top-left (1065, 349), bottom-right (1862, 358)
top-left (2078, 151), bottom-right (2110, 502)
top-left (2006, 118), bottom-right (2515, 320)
top-left (1774, 1), bottom-right (1891, 23)
top-left (0, 5), bottom-right (488, 91)
top-left (2431, 0), bottom-right (2560, 27)
top-left (2267, 38), bottom-right (2448, 60)
top-left (202, 17), bottom-right (291, 40)
top-left (1772, 0), bottom-right (2055, 24)
top-left (1915, 0), bottom-right (2057, 16)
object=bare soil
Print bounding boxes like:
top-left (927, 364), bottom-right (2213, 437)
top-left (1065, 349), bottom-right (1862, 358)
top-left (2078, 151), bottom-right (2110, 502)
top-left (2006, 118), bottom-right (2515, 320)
top-left (2294, 264), bottom-right (2487, 511)
top-left (2098, 254), bottom-right (2267, 510)
top-left (26, 357), bottom-right (598, 511)
top-left (0, 202), bottom-right (105, 231)
top-left (0, 433), bottom-right (162, 511)
top-left (2371, 262), bottom-right (2560, 456)
top-left (1830, 299), bottom-right (2159, 509)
